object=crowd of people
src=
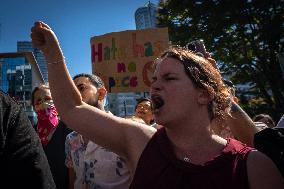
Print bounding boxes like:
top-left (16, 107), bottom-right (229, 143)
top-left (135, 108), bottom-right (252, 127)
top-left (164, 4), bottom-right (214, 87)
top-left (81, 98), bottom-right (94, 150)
top-left (0, 21), bottom-right (283, 189)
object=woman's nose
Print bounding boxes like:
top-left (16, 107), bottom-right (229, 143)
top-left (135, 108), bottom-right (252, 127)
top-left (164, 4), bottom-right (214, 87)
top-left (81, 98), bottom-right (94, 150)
top-left (150, 79), bottom-right (162, 92)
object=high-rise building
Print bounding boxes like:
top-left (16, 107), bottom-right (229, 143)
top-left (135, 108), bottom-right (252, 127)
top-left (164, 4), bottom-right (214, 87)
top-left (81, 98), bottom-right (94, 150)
top-left (135, 1), bottom-right (157, 30)
top-left (0, 52), bottom-right (44, 124)
top-left (17, 41), bottom-right (48, 82)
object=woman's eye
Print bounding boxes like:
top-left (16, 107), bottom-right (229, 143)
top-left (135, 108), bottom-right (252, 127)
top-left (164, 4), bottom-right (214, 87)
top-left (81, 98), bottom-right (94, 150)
top-left (45, 97), bottom-right (52, 101)
top-left (79, 86), bottom-right (85, 91)
top-left (166, 77), bottom-right (176, 81)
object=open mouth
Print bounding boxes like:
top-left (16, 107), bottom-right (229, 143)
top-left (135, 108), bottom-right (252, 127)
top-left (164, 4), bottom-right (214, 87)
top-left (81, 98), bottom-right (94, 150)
top-left (151, 95), bottom-right (165, 111)
top-left (137, 111), bottom-right (146, 115)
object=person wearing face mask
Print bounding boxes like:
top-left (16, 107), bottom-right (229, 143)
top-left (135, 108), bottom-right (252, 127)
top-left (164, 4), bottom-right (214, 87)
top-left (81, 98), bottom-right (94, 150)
top-left (0, 89), bottom-right (56, 188)
top-left (31, 84), bottom-right (72, 189)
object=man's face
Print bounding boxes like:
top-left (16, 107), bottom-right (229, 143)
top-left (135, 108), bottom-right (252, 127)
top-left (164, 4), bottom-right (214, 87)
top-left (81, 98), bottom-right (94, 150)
top-left (74, 76), bottom-right (99, 107)
top-left (135, 100), bottom-right (153, 124)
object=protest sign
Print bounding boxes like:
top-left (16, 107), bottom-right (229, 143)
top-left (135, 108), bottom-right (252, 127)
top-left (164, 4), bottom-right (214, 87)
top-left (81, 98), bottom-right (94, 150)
top-left (91, 28), bottom-right (169, 92)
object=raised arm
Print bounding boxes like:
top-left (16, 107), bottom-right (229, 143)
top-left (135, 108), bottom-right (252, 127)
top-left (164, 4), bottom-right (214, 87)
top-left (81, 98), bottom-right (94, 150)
top-left (226, 101), bottom-right (259, 146)
top-left (30, 21), bottom-right (156, 170)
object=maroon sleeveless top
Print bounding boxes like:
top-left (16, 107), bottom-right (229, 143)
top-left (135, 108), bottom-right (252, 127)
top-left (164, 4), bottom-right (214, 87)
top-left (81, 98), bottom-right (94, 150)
top-left (130, 127), bottom-right (253, 189)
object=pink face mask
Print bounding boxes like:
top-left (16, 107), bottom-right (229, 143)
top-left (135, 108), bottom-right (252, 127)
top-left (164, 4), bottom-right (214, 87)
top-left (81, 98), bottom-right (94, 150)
top-left (36, 100), bottom-right (59, 146)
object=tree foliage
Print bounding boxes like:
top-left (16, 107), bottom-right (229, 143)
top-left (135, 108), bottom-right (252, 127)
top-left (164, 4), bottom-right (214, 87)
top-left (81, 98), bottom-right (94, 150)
top-left (157, 0), bottom-right (284, 120)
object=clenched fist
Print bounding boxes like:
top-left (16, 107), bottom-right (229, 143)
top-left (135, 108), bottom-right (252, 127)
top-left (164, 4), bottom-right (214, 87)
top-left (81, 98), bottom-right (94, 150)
top-left (30, 21), bottom-right (63, 63)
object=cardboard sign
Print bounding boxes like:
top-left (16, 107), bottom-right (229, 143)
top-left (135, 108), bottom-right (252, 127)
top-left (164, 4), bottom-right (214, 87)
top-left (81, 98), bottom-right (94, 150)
top-left (91, 28), bottom-right (169, 93)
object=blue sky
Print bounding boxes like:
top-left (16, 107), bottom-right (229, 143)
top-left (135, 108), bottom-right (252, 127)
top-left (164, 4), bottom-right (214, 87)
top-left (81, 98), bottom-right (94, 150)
top-left (0, 0), bottom-right (159, 77)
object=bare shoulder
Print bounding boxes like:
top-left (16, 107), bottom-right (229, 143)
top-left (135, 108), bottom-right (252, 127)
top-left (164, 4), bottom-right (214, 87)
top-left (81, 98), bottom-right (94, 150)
top-left (247, 150), bottom-right (284, 189)
top-left (126, 122), bottom-right (157, 154)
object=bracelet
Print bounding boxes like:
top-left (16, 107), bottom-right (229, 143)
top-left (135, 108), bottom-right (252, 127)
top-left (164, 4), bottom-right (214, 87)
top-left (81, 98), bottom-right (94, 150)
top-left (46, 56), bottom-right (65, 65)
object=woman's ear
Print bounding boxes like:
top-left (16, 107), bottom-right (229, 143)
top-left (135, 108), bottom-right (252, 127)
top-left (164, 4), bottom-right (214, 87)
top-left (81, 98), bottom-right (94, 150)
top-left (98, 87), bottom-right (107, 101)
top-left (197, 89), bottom-right (213, 105)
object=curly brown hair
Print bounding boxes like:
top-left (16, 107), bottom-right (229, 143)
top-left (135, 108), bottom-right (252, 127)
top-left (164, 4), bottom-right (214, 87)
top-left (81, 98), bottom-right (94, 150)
top-left (156, 46), bottom-right (231, 121)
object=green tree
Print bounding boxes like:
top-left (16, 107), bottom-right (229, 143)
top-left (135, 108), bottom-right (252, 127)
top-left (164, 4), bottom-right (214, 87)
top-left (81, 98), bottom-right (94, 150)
top-left (157, 0), bottom-right (284, 120)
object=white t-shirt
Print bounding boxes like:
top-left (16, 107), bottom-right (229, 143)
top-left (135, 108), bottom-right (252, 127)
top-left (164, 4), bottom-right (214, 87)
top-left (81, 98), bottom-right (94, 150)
top-left (65, 131), bottom-right (131, 189)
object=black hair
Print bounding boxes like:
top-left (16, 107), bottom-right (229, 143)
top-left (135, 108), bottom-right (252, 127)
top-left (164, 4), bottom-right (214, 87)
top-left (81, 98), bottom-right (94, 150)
top-left (73, 73), bottom-right (104, 88)
top-left (135, 97), bottom-right (152, 110)
top-left (253, 114), bottom-right (275, 128)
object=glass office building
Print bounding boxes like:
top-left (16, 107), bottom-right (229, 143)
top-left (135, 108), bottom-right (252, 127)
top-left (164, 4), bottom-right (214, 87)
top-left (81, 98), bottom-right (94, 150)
top-left (17, 41), bottom-right (48, 82)
top-left (0, 52), bottom-right (44, 125)
top-left (107, 92), bottom-right (149, 117)
top-left (0, 57), bottom-right (31, 101)
top-left (135, 1), bottom-right (157, 30)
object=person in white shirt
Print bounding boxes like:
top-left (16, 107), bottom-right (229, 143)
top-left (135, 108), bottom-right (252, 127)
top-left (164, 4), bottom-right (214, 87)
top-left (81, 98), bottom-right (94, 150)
top-left (65, 73), bottom-right (131, 189)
